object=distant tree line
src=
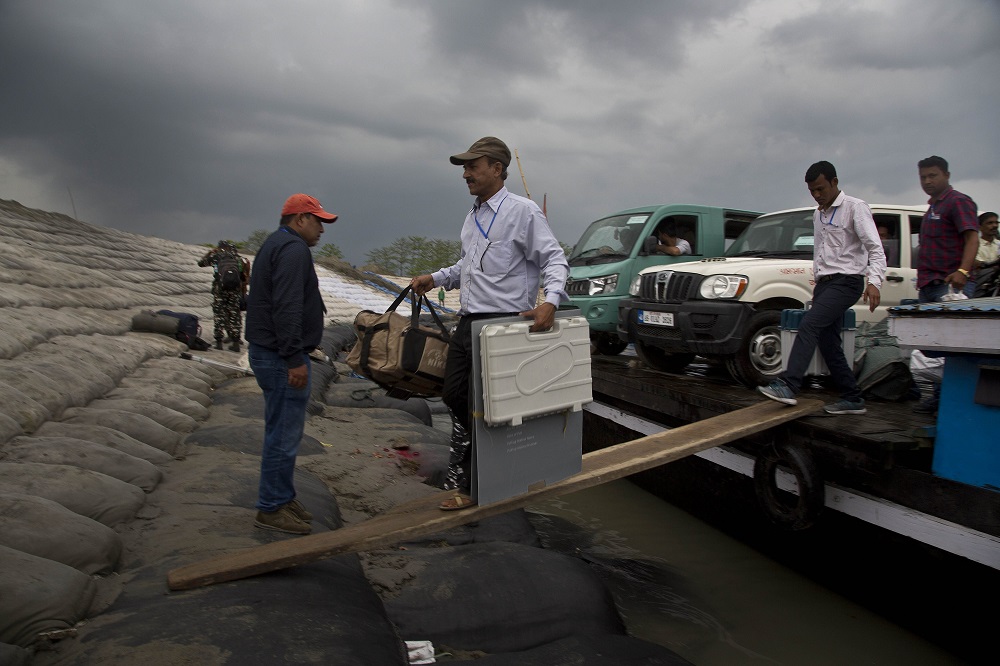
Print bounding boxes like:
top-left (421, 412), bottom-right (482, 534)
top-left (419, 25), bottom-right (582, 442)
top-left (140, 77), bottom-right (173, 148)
top-left (236, 229), bottom-right (343, 261)
top-left (235, 231), bottom-right (569, 277)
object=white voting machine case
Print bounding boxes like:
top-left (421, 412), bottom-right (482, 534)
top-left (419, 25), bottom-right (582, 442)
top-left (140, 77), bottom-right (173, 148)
top-left (479, 316), bottom-right (593, 426)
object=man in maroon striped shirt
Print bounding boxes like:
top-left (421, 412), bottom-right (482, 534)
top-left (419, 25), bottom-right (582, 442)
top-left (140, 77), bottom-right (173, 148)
top-left (916, 155), bottom-right (979, 302)
top-left (912, 155), bottom-right (979, 414)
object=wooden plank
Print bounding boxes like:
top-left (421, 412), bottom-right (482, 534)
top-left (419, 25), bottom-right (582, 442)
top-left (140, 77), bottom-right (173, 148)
top-left (166, 399), bottom-right (821, 591)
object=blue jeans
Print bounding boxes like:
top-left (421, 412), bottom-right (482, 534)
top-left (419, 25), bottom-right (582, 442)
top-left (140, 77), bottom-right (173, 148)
top-left (248, 343), bottom-right (311, 512)
top-left (781, 274), bottom-right (864, 402)
top-left (919, 280), bottom-right (974, 303)
top-left (916, 282), bottom-right (968, 403)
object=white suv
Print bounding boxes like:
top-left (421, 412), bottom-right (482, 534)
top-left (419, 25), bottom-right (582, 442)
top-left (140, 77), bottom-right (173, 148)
top-left (618, 205), bottom-right (925, 386)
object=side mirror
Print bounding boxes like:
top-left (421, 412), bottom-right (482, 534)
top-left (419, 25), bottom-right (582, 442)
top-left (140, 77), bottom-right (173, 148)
top-left (642, 236), bottom-right (658, 254)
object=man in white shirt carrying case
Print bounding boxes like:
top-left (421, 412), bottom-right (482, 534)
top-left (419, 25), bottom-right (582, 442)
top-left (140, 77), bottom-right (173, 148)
top-left (411, 136), bottom-right (569, 510)
top-left (758, 161), bottom-right (886, 416)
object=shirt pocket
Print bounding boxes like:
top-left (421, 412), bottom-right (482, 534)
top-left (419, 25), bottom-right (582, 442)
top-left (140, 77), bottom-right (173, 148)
top-left (480, 240), bottom-right (514, 276)
top-left (821, 224), bottom-right (850, 249)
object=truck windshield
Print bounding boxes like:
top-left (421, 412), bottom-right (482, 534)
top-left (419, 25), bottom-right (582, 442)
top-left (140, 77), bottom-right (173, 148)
top-left (569, 213), bottom-right (651, 264)
top-left (725, 210), bottom-right (816, 257)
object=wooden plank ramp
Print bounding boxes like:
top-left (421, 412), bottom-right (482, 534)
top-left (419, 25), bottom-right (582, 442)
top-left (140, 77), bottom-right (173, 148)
top-left (167, 399), bottom-right (821, 591)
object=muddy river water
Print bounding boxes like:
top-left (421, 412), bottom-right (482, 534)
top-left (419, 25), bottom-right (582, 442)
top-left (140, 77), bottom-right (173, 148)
top-left (530, 480), bottom-right (979, 665)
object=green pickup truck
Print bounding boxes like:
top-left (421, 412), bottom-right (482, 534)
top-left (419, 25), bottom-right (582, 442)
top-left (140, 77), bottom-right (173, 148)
top-left (565, 204), bottom-right (761, 354)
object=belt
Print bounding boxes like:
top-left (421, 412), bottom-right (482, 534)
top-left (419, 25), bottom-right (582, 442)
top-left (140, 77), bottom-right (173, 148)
top-left (817, 273), bottom-right (862, 283)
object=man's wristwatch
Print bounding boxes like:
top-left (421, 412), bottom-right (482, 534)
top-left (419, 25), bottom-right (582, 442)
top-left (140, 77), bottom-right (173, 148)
top-left (957, 268), bottom-right (970, 277)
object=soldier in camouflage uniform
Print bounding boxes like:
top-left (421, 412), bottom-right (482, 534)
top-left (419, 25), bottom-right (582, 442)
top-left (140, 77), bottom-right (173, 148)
top-left (197, 240), bottom-right (247, 351)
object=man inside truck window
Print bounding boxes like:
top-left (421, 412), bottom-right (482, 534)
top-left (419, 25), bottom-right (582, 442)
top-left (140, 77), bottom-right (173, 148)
top-left (758, 160), bottom-right (886, 416)
top-left (652, 218), bottom-right (692, 256)
top-left (877, 223), bottom-right (900, 268)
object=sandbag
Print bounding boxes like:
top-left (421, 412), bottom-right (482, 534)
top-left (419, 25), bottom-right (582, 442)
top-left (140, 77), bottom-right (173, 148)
top-left (129, 367), bottom-right (212, 394)
top-left (0, 412), bottom-right (22, 446)
top-left (32, 423), bottom-right (174, 464)
top-left (145, 356), bottom-right (226, 384)
top-left (84, 398), bottom-right (199, 433)
top-left (0, 462), bottom-right (146, 526)
top-left (384, 541), bottom-right (625, 653)
top-left (3, 437), bottom-right (163, 492)
top-left (853, 320), bottom-right (912, 401)
top-left (103, 386), bottom-right (210, 420)
top-left (0, 545), bottom-right (97, 648)
top-left (59, 407), bottom-right (183, 455)
top-left (322, 324), bottom-right (360, 356)
top-left (323, 382), bottom-right (433, 426)
top-left (0, 493), bottom-right (122, 575)
top-left (115, 377), bottom-right (213, 407)
top-left (33, 342), bottom-right (131, 383)
top-left (29, 359), bottom-right (116, 407)
top-left (0, 380), bottom-right (52, 434)
top-left (0, 365), bottom-right (72, 416)
top-left (472, 634), bottom-right (693, 665)
top-left (0, 642), bottom-right (31, 666)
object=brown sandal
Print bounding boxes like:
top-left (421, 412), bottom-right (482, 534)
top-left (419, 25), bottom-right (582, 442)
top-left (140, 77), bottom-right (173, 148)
top-left (439, 493), bottom-right (476, 511)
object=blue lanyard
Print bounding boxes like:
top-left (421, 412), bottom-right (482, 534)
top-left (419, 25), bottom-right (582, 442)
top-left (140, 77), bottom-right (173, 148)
top-left (821, 206), bottom-right (838, 225)
top-left (474, 195), bottom-right (507, 240)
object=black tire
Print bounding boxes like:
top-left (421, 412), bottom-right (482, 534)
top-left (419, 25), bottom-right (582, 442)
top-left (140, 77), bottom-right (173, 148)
top-left (753, 441), bottom-right (824, 530)
top-left (634, 342), bottom-right (695, 374)
top-left (592, 334), bottom-right (628, 356)
top-left (725, 310), bottom-right (783, 387)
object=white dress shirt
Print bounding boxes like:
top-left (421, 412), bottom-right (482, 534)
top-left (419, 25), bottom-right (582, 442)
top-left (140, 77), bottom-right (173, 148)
top-left (432, 187), bottom-right (569, 315)
top-left (813, 191), bottom-right (887, 289)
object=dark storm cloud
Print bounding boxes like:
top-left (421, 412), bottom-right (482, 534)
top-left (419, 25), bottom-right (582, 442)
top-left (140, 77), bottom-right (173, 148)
top-left (0, 0), bottom-right (997, 264)
top-left (417, 0), bottom-right (750, 71)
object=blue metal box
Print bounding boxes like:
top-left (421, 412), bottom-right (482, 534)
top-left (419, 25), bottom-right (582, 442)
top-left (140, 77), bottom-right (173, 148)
top-left (933, 355), bottom-right (1000, 490)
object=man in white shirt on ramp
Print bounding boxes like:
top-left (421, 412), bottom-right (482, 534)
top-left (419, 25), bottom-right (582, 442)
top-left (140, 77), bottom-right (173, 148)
top-left (758, 161), bottom-right (886, 416)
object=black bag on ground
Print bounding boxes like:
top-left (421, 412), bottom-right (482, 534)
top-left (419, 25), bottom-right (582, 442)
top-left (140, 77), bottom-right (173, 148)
top-left (347, 287), bottom-right (451, 398)
top-left (154, 310), bottom-right (203, 349)
top-left (216, 254), bottom-right (243, 291)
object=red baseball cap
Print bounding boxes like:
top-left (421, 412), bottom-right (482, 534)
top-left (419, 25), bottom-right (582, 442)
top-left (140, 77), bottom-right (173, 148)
top-left (281, 193), bottom-right (338, 222)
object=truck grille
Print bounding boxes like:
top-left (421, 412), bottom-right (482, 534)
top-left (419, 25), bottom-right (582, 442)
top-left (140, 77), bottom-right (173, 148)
top-left (566, 278), bottom-right (590, 296)
top-left (636, 323), bottom-right (683, 341)
top-left (638, 271), bottom-right (695, 302)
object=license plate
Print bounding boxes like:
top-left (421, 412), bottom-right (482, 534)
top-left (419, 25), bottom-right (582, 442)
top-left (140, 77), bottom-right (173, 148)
top-left (638, 310), bottom-right (674, 326)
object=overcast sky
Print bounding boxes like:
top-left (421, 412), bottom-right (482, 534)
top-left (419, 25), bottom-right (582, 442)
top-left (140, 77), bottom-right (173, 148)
top-left (1, 0), bottom-right (998, 264)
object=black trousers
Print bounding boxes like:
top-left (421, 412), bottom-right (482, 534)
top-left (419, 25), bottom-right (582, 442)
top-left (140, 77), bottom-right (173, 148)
top-left (441, 313), bottom-right (519, 491)
top-left (781, 274), bottom-right (864, 401)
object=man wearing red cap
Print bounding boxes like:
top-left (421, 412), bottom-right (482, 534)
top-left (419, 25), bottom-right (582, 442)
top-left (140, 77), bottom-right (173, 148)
top-left (411, 137), bottom-right (569, 511)
top-left (245, 193), bottom-right (337, 534)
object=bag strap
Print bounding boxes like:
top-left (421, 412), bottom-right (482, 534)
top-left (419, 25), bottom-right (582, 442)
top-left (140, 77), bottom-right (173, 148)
top-left (408, 290), bottom-right (450, 340)
top-left (387, 286), bottom-right (412, 313)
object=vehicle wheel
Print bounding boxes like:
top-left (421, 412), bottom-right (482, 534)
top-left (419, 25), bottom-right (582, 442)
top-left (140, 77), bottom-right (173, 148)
top-left (753, 440), bottom-right (824, 530)
top-left (725, 310), bottom-right (783, 387)
top-left (634, 342), bottom-right (695, 373)
top-left (592, 334), bottom-right (628, 356)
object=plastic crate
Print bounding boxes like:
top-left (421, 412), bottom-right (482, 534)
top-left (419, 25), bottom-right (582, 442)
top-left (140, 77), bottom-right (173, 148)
top-left (780, 308), bottom-right (856, 376)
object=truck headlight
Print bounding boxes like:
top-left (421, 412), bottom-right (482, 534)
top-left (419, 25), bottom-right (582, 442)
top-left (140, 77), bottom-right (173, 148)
top-left (588, 273), bottom-right (618, 296)
top-left (629, 275), bottom-right (642, 296)
top-left (699, 275), bottom-right (748, 299)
